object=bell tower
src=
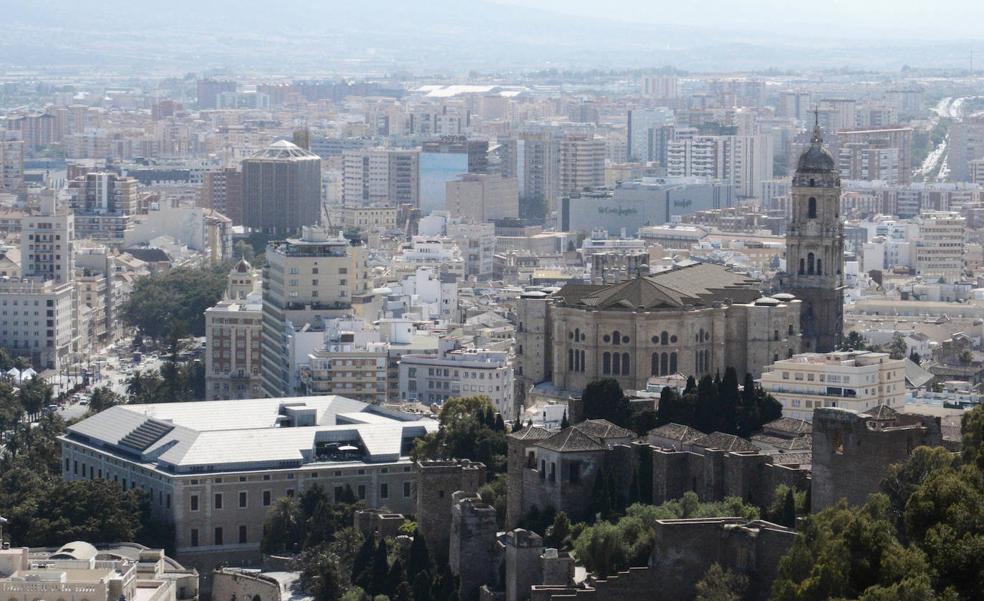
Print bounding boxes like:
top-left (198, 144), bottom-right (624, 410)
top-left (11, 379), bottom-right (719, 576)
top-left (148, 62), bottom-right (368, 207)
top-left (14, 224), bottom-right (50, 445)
top-left (783, 113), bottom-right (844, 352)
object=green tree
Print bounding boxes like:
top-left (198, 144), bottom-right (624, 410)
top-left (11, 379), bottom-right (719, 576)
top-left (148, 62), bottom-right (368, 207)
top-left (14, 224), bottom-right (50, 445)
top-left (298, 545), bottom-right (343, 601)
top-left (262, 496), bottom-right (303, 554)
top-left (407, 530), bottom-right (432, 580)
top-left (695, 563), bottom-right (748, 601)
top-left (580, 379), bottom-right (632, 429)
top-left (411, 396), bottom-right (508, 474)
top-left (880, 446), bottom-right (955, 537)
top-left (887, 334), bottom-right (908, 360)
top-left (120, 265), bottom-right (228, 342)
top-left (717, 367), bottom-right (740, 434)
top-left (694, 375), bottom-right (719, 433)
top-left (545, 511), bottom-right (572, 550)
top-left (88, 387), bottom-right (124, 413)
top-left (780, 489), bottom-right (797, 528)
top-left (841, 331), bottom-right (868, 351)
top-left (18, 376), bottom-right (52, 419)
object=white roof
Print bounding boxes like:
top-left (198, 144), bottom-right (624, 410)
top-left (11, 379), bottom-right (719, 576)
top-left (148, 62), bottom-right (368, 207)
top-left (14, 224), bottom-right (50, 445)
top-left (66, 396), bottom-right (437, 473)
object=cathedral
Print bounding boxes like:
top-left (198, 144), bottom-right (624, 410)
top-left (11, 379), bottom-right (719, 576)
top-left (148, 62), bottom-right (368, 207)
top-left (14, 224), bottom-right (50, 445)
top-left (779, 117), bottom-right (845, 352)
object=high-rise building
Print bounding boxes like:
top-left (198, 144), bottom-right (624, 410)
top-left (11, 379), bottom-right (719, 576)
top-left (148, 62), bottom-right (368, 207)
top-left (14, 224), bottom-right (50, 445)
top-left (21, 196), bottom-right (74, 284)
top-left (913, 211), bottom-right (966, 283)
top-left (0, 278), bottom-right (75, 369)
top-left (627, 108), bottom-right (674, 162)
top-left (260, 227), bottom-right (369, 397)
top-left (242, 140), bottom-right (322, 235)
top-left (201, 168), bottom-right (244, 224)
top-left (0, 132), bottom-right (24, 200)
top-left (666, 135), bottom-right (773, 199)
top-left (641, 75), bottom-right (678, 99)
top-left (341, 148), bottom-right (419, 207)
top-left (419, 137), bottom-right (488, 214)
top-left (196, 79), bottom-right (237, 110)
top-left (778, 92), bottom-right (812, 121)
top-left (780, 121), bottom-right (844, 353)
top-left (559, 135), bottom-right (605, 198)
top-left (205, 259), bottom-right (263, 400)
top-left (445, 174), bottom-right (519, 222)
top-left (67, 172), bottom-right (141, 244)
top-left (838, 128), bottom-right (913, 184)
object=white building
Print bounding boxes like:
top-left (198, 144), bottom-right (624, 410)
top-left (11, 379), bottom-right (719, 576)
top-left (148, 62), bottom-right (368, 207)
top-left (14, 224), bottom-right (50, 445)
top-left (666, 135), bottom-right (773, 199)
top-left (399, 341), bottom-right (514, 414)
top-left (0, 277), bottom-right (76, 370)
top-left (913, 211), bottom-right (966, 283)
top-left (21, 196), bottom-right (74, 284)
top-left (759, 351), bottom-right (906, 422)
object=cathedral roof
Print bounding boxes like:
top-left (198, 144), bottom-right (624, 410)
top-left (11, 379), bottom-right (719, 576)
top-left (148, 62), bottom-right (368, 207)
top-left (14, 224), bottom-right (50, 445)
top-left (796, 121), bottom-right (835, 174)
top-left (555, 262), bottom-right (762, 311)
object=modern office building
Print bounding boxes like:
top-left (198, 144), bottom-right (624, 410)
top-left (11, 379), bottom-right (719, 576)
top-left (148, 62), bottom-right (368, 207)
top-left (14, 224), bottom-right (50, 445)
top-left (61, 396), bottom-right (438, 564)
top-left (760, 351), bottom-right (906, 422)
top-left (399, 344), bottom-right (514, 414)
top-left (260, 226), bottom-right (369, 397)
top-left (0, 131), bottom-right (24, 200)
top-left (242, 140), bottom-right (322, 235)
top-left (559, 135), bottom-right (605, 198)
top-left (341, 148), bottom-right (419, 207)
top-left (627, 108), bottom-right (674, 163)
top-left (666, 135), bottom-right (772, 199)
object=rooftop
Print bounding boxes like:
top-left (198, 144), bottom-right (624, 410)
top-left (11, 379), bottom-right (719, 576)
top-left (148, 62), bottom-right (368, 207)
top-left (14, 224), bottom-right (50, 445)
top-left (64, 396), bottom-right (438, 474)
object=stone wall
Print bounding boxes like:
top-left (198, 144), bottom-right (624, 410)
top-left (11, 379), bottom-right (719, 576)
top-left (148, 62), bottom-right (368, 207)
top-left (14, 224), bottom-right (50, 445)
top-left (354, 509), bottom-right (407, 539)
top-left (504, 530), bottom-right (544, 601)
top-left (417, 460), bottom-right (486, 563)
top-left (450, 493), bottom-right (500, 601)
top-left (811, 407), bottom-right (942, 510)
top-left (212, 569), bottom-right (284, 601)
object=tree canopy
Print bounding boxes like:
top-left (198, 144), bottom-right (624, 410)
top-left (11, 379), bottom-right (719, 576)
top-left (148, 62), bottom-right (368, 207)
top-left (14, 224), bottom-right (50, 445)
top-left (655, 370), bottom-right (781, 436)
top-left (411, 396), bottom-right (508, 474)
top-left (120, 265), bottom-right (228, 342)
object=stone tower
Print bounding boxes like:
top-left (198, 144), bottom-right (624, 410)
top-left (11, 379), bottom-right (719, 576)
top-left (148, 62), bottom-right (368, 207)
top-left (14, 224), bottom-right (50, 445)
top-left (782, 115), bottom-right (844, 352)
top-left (227, 257), bottom-right (255, 301)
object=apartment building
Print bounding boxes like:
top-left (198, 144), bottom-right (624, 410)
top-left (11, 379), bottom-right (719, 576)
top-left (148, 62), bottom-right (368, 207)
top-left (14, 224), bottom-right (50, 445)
top-left (760, 351), bottom-right (906, 422)
top-left (205, 259), bottom-right (262, 400)
top-left (260, 227), bottom-right (370, 397)
top-left (666, 135), bottom-right (772, 199)
top-left (68, 172), bottom-right (141, 245)
top-left (914, 211), bottom-right (966, 283)
top-left (341, 148), bottom-right (419, 207)
top-left (21, 196), bottom-right (74, 284)
top-left (0, 277), bottom-right (76, 370)
top-left (559, 135), bottom-right (605, 198)
top-left (299, 320), bottom-right (389, 404)
top-left (61, 397), bottom-right (437, 564)
top-left (399, 342), bottom-right (514, 414)
top-left (445, 174), bottom-right (519, 222)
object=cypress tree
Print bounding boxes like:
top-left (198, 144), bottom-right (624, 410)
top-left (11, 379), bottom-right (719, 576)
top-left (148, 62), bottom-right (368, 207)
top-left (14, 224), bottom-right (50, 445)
top-left (369, 538), bottom-right (390, 595)
top-left (494, 413), bottom-right (506, 432)
top-left (352, 535), bottom-right (375, 589)
top-left (407, 530), bottom-right (431, 579)
top-left (684, 375), bottom-right (697, 394)
top-left (781, 489), bottom-right (797, 528)
top-left (412, 572), bottom-right (432, 601)
top-left (385, 558), bottom-right (405, 597)
top-left (719, 367), bottom-right (740, 434)
top-left (560, 410), bottom-right (569, 429)
top-left (695, 375), bottom-right (718, 433)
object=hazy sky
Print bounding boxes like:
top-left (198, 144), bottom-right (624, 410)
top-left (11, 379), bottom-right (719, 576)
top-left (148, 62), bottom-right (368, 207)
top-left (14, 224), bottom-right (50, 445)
top-left (493, 0), bottom-right (984, 39)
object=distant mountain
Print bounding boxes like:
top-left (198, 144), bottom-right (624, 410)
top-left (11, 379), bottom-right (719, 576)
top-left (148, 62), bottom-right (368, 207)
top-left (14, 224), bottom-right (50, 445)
top-left (0, 0), bottom-right (978, 73)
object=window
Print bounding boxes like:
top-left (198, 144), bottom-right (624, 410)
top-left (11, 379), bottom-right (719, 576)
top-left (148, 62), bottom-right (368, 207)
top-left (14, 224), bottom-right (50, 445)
top-left (262, 490), bottom-right (271, 506)
top-left (612, 330), bottom-right (621, 345)
top-left (808, 197), bottom-right (817, 218)
top-left (214, 527), bottom-right (223, 546)
top-left (239, 491), bottom-right (247, 508)
top-left (239, 525), bottom-right (248, 544)
top-left (190, 529), bottom-right (199, 547)
top-left (380, 483), bottom-right (389, 499)
top-left (603, 352), bottom-right (611, 375)
top-left (612, 352), bottom-right (621, 375)
top-left (621, 353), bottom-right (630, 375)
top-left (660, 331), bottom-right (668, 345)
top-left (190, 495), bottom-right (199, 511)
top-left (669, 352), bottom-right (678, 374)
top-left (569, 462), bottom-right (580, 483)
top-left (214, 493), bottom-right (223, 510)
top-left (404, 481), bottom-right (412, 497)
top-left (357, 485), bottom-right (366, 500)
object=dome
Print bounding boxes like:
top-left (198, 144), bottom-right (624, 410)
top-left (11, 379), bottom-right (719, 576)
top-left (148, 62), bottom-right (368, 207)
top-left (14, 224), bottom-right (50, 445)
top-left (233, 257), bottom-right (252, 273)
top-left (796, 124), bottom-right (835, 173)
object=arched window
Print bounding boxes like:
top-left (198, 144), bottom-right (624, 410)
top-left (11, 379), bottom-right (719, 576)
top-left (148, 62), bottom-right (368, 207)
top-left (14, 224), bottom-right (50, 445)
top-left (809, 178), bottom-right (815, 187)
top-left (574, 349), bottom-right (580, 372)
top-left (774, 329), bottom-right (779, 341)
top-left (703, 350), bottom-right (710, 373)
top-left (575, 328), bottom-right (580, 341)
top-left (670, 352), bottom-right (678, 374)
top-left (612, 330), bottom-right (621, 345)
top-left (808, 197), bottom-right (817, 218)
top-left (612, 352), bottom-right (621, 375)
top-left (568, 349), bottom-right (574, 371)
top-left (580, 350), bottom-right (586, 373)
top-left (816, 259), bottom-right (822, 275)
top-left (603, 352), bottom-right (611, 375)
top-left (799, 258), bottom-right (805, 275)
top-left (651, 353), bottom-right (659, 376)
top-left (621, 353), bottom-right (630, 375)
top-left (788, 324), bottom-right (794, 335)
top-left (807, 252), bottom-right (815, 274)
top-left (660, 352), bottom-right (668, 375)
top-left (695, 350), bottom-right (701, 373)
top-left (660, 331), bottom-right (669, 345)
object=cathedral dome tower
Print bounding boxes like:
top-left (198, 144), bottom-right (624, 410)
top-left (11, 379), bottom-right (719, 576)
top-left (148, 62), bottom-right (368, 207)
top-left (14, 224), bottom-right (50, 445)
top-left (782, 113), bottom-right (844, 353)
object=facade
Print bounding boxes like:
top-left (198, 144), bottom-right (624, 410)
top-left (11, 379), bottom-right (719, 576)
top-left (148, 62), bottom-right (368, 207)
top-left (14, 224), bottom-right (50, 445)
top-left (337, 206), bottom-right (399, 233)
top-left (260, 227), bottom-right (369, 397)
top-left (558, 135), bottom-right (605, 198)
top-left (242, 141), bottom-right (322, 235)
top-left (666, 135), bottom-right (772, 199)
top-left (0, 131), bottom-right (25, 200)
top-left (68, 172), bottom-right (141, 245)
top-left (913, 211), bottom-right (965, 283)
top-left (21, 196), bottom-right (74, 284)
top-left (298, 320), bottom-right (389, 404)
top-left (626, 108), bottom-right (674, 163)
top-left (61, 397), bottom-right (438, 564)
top-left (515, 262), bottom-right (801, 395)
top-left (205, 260), bottom-right (262, 400)
top-left (0, 278), bottom-right (76, 370)
top-left (447, 221), bottom-right (496, 280)
top-left (341, 148), bottom-right (420, 207)
top-left (641, 75), bottom-right (678, 99)
top-left (838, 127), bottom-right (913, 185)
top-left (200, 168), bottom-right (243, 224)
top-left (779, 121), bottom-right (844, 353)
top-left (399, 344), bottom-right (514, 413)
top-left (445, 174), bottom-right (519, 222)
top-left (759, 351), bottom-right (906, 422)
